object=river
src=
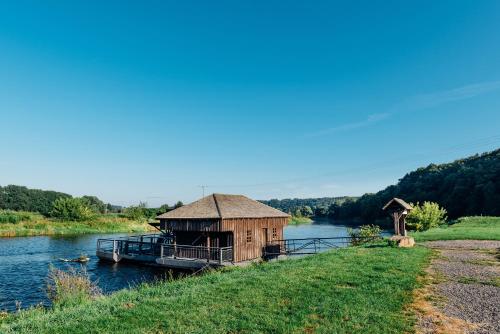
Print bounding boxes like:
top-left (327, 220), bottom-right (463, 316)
top-left (0, 219), bottom-right (384, 311)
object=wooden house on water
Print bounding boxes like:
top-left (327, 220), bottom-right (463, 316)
top-left (97, 194), bottom-right (290, 269)
top-left (156, 194), bottom-right (290, 265)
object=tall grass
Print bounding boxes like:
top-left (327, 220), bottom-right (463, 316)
top-left (0, 212), bottom-right (154, 237)
top-left (46, 266), bottom-right (102, 307)
top-left (0, 210), bottom-right (42, 224)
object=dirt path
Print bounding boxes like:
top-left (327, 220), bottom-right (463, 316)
top-left (415, 240), bottom-right (500, 334)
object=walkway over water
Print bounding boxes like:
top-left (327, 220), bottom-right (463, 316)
top-left (96, 234), bottom-right (381, 268)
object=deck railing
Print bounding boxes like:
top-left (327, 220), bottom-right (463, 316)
top-left (265, 236), bottom-right (382, 256)
top-left (97, 235), bottom-right (233, 265)
top-left (160, 244), bottom-right (233, 264)
top-left (96, 234), bottom-right (173, 258)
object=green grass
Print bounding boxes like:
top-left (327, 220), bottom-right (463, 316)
top-left (411, 216), bottom-right (500, 242)
top-left (289, 215), bottom-right (313, 225)
top-left (0, 211), bottom-right (154, 237)
top-left (1, 245), bottom-right (431, 334)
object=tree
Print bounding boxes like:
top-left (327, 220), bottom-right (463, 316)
top-left (174, 201), bottom-right (183, 209)
top-left (293, 208), bottom-right (303, 217)
top-left (81, 196), bottom-right (106, 214)
top-left (300, 206), bottom-right (314, 217)
top-left (157, 204), bottom-right (171, 215)
top-left (124, 202), bottom-right (148, 220)
top-left (406, 202), bottom-right (447, 231)
top-left (50, 197), bottom-right (94, 221)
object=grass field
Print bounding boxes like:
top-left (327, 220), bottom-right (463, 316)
top-left (0, 210), bottom-right (153, 237)
top-left (1, 245), bottom-right (431, 334)
top-left (411, 216), bottom-right (500, 242)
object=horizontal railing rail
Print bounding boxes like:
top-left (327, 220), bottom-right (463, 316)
top-left (265, 236), bottom-right (382, 256)
top-left (160, 244), bottom-right (233, 264)
top-left (96, 234), bottom-right (174, 258)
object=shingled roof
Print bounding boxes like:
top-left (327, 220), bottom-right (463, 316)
top-left (382, 198), bottom-right (413, 211)
top-left (157, 194), bottom-right (290, 219)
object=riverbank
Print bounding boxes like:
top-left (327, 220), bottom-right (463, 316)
top-left (0, 212), bottom-right (154, 237)
top-left (289, 215), bottom-right (313, 225)
top-left (411, 216), bottom-right (500, 242)
top-left (1, 245), bottom-right (431, 333)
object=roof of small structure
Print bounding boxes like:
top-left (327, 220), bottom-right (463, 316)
top-left (157, 194), bottom-right (291, 220)
top-left (382, 198), bottom-right (413, 211)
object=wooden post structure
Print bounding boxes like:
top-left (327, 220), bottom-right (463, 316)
top-left (206, 234), bottom-right (211, 263)
top-left (382, 198), bottom-right (413, 237)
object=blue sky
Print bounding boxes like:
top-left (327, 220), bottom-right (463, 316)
top-left (1, 1), bottom-right (500, 206)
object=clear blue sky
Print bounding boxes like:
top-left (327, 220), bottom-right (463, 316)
top-left (1, 1), bottom-right (500, 206)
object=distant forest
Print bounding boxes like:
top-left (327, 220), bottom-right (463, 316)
top-left (260, 197), bottom-right (357, 217)
top-left (2, 149), bottom-right (498, 222)
top-left (0, 185), bottom-right (123, 216)
top-left (264, 149), bottom-right (500, 222)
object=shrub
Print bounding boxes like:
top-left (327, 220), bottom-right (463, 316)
top-left (348, 224), bottom-right (382, 245)
top-left (50, 197), bottom-right (94, 221)
top-left (124, 202), bottom-right (148, 220)
top-left (406, 202), bottom-right (447, 231)
top-left (124, 202), bottom-right (159, 220)
top-left (46, 266), bottom-right (101, 307)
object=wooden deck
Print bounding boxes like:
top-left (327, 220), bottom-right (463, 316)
top-left (96, 234), bottom-right (234, 269)
top-left (97, 234), bottom-right (380, 269)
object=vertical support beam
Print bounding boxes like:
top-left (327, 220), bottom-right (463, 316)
top-left (400, 215), bottom-right (407, 236)
top-left (173, 238), bottom-right (177, 259)
top-left (206, 234), bottom-right (211, 263)
top-left (219, 247), bottom-right (223, 265)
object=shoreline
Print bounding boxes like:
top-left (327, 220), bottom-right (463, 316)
top-left (0, 216), bottom-right (154, 238)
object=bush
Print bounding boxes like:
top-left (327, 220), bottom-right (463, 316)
top-left (124, 202), bottom-right (159, 220)
top-left (46, 266), bottom-right (101, 307)
top-left (50, 197), bottom-right (94, 221)
top-left (406, 202), bottom-right (447, 231)
top-left (348, 224), bottom-right (382, 245)
top-left (124, 202), bottom-right (149, 220)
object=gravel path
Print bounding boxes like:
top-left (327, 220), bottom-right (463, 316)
top-left (416, 240), bottom-right (500, 334)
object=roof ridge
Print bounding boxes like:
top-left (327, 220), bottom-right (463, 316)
top-left (213, 193), bottom-right (222, 218)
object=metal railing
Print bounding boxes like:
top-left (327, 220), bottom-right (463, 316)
top-left (265, 236), bottom-right (382, 256)
top-left (96, 234), bottom-right (173, 258)
top-left (160, 244), bottom-right (233, 264)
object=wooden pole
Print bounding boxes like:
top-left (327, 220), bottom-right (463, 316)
top-left (207, 234), bottom-right (211, 263)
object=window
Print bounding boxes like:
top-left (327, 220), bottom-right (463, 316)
top-left (246, 230), bottom-right (252, 243)
top-left (272, 227), bottom-right (278, 239)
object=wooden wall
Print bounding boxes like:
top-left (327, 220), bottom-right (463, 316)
top-left (222, 217), bottom-right (288, 262)
top-left (160, 219), bottom-right (220, 232)
top-left (161, 217), bottom-right (289, 262)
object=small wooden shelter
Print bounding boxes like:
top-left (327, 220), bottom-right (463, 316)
top-left (156, 194), bottom-right (290, 263)
top-left (382, 198), bottom-right (413, 236)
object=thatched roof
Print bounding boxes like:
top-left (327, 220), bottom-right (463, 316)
top-left (382, 198), bottom-right (413, 211)
top-left (157, 194), bottom-right (290, 220)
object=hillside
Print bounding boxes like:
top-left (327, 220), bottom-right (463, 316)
top-left (332, 148), bottom-right (500, 221)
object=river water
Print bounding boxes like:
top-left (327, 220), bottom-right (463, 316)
top-left (0, 219), bottom-right (383, 311)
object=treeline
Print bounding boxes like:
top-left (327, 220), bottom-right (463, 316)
top-left (0, 185), bottom-right (122, 216)
top-left (0, 184), bottom-right (183, 220)
top-left (260, 196), bottom-right (357, 217)
top-left (332, 148), bottom-right (500, 221)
